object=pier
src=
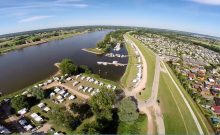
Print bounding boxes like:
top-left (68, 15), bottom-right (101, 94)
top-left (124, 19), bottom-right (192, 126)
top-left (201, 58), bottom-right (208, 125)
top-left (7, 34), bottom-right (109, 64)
top-left (105, 53), bottom-right (128, 58)
top-left (97, 61), bottom-right (127, 66)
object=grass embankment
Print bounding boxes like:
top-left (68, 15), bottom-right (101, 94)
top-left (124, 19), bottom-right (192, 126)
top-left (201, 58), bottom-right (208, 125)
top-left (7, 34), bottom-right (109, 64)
top-left (117, 114), bottom-right (147, 134)
top-left (164, 63), bottom-right (215, 134)
top-left (159, 72), bottom-right (200, 134)
top-left (126, 34), bottom-right (156, 100)
top-left (120, 42), bottom-right (138, 90)
top-left (82, 48), bottom-right (104, 55)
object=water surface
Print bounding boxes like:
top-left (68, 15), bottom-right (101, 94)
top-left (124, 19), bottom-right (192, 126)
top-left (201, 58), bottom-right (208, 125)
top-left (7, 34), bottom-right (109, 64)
top-left (0, 30), bottom-right (128, 94)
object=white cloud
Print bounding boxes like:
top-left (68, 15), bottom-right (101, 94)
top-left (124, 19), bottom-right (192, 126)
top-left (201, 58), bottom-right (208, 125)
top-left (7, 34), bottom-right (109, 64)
top-left (19, 16), bottom-right (53, 23)
top-left (190, 0), bottom-right (220, 5)
top-left (0, 0), bottom-right (88, 11)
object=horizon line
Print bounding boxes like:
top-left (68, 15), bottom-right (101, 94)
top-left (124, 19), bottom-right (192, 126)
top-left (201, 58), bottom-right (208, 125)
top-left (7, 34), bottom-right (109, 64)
top-left (0, 24), bottom-right (219, 39)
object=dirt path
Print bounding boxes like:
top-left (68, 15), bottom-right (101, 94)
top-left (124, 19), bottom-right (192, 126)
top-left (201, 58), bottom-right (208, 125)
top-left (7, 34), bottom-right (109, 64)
top-left (144, 55), bottom-right (161, 106)
top-left (123, 35), bottom-right (147, 97)
top-left (37, 123), bottom-right (52, 133)
top-left (44, 82), bottom-right (90, 100)
top-left (162, 61), bottom-right (204, 134)
top-left (124, 34), bottom-right (165, 134)
top-left (138, 104), bottom-right (154, 134)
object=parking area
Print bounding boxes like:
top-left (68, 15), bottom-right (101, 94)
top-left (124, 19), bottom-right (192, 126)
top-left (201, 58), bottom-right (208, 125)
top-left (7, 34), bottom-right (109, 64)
top-left (1, 73), bottom-right (118, 134)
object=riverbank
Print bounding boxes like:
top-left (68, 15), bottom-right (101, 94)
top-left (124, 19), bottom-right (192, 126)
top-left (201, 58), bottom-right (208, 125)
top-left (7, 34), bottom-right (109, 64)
top-left (82, 48), bottom-right (104, 55)
top-left (54, 63), bottom-right (61, 76)
top-left (0, 62), bottom-right (120, 102)
top-left (0, 63), bottom-right (61, 101)
top-left (0, 31), bottom-right (87, 55)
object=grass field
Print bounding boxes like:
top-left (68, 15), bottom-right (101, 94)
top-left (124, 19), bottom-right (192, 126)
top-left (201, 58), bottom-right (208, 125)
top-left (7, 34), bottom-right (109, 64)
top-left (158, 72), bottom-right (200, 134)
top-left (117, 114), bottom-right (147, 134)
top-left (164, 63), bottom-right (215, 134)
top-left (120, 42), bottom-right (138, 90)
top-left (126, 34), bottom-right (156, 100)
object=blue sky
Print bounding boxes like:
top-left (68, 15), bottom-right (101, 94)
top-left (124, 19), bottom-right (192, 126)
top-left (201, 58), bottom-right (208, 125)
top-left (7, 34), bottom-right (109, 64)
top-left (0, 0), bottom-right (220, 37)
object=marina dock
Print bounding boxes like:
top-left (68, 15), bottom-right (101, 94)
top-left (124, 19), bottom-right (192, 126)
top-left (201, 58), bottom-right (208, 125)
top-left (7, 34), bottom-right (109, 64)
top-left (97, 61), bottom-right (127, 66)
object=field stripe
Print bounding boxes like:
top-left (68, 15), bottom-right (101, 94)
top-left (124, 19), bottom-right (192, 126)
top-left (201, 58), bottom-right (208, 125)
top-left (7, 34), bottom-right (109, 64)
top-left (162, 74), bottom-right (189, 134)
top-left (163, 61), bottom-right (204, 134)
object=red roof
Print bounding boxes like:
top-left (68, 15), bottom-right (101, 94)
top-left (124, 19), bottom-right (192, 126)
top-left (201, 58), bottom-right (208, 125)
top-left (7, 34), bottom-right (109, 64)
top-left (215, 85), bottom-right (220, 89)
top-left (188, 73), bottom-right (196, 78)
top-left (213, 106), bottom-right (220, 114)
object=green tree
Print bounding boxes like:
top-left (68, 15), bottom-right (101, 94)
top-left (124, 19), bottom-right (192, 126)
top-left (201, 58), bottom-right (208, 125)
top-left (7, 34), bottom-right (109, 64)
top-left (89, 88), bottom-right (116, 120)
top-left (78, 65), bottom-right (92, 74)
top-left (11, 95), bottom-right (30, 112)
top-left (60, 59), bottom-right (78, 75)
top-left (118, 97), bottom-right (139, 122)
top-left (31, 87), bottom-right (45, 100)
top-left (71, 103), bottom-right (93, 119)
top-left (50, 107), bottom-right (79, 130)
top-left (76, 121), bottom-right (99, 134)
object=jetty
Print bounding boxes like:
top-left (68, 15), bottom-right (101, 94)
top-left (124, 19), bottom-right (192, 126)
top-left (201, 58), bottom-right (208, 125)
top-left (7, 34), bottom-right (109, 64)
top-left (97, 61), bottom-right (127, 66)
top-left (105, 53), bottom-right (128, 58)
top-left (113, 43), bottom-right (121, 51)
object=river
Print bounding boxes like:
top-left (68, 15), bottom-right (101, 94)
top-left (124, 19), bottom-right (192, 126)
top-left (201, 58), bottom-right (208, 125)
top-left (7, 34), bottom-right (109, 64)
top-left (0, 30), bottom-right (128, 94)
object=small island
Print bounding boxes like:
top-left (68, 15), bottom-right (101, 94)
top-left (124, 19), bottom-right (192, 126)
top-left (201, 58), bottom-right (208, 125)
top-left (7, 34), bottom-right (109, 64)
top-left (82, 48), bottom-right (104, 55)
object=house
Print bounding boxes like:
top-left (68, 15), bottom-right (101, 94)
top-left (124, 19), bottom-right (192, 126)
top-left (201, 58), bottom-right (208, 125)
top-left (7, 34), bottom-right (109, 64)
top-left (54, 87), bottom-right (61, 93)
top-left (192, 84), bottom-right (200, 90)
top-left (201, 88), bottom-right (209, 95)
top-left (69, 95), bottom-right (76, 100)
top-left (107, 84), bottom-right (112, 89)
top-left (43, 107), bottom-right (51, 112)
top-left (30, 113), bottom-right (43, 122)
top-left (37, 103), bottom-right (46, 109)
top-left (210, 89), bottom-right (219, 96)
top-left (212, 106), bottom-right (220, 115)
top-left (204, 81), bottom-right (211, 88)
top-left (72, 81), bottom-right (79, 87)
top-left (208, 78), bottom-right (215, 83)
top-left (198, 69), bottom-right (206, 75)
top-left (188, 73), bottom-right (196, 80)
top-left (191, 67), bottom-right (199, 73)
top-left (81, 76), bottom-right (85, 80)
top-left (214, 97), bottom-right (220, 106)
top-left (112, 86), bottom-right (116, 90)
top-left (18, 108), bottom-right (28, 115)
top-left (75, 74), bottom-right (81, 79)
top-left (211, 117), bottom-right (220, 125)
top-left (212, 69), bottom-right (218, 74)
top-left (198, 77), bottom-right (205, 81)
top-left (78, 85), bottom-right (84, 90)
top-left (0, 125), bottom-right (11, 134)
top-left (66, 77), bottom-right (72, 81)
top-left (50, 92), bottom-right (55, 98)
top-left (18, 118), bottom-right (34, 131)
top-left (212, 85), bottom-right (220, 91)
